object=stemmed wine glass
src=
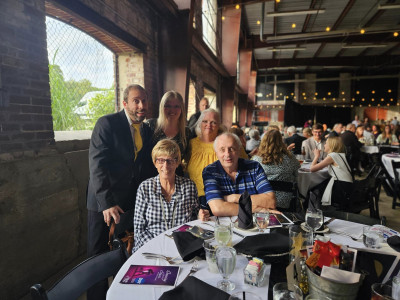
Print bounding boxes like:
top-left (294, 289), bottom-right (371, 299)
top-left (216, 246), bottom-right (237, 292)
top-left (253, 212), bottom-right (270, 233)
top-left (305, 208), bottom-right (323, 242)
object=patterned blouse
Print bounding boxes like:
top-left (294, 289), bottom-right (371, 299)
top-left (251, 154), bottom-right (300, 209)
top-left (133, 175), bottom-right (198, 253)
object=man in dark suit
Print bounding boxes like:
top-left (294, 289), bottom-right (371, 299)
top-left (187, 97), bottom-right (209, 130)
top-left (285, 126), bottom-right (306, 155)
top-left (86, 84), bottom-right (153, 300)
top-left (341, 123), bottom-right (362, 173)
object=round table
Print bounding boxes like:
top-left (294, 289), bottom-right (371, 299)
top-left (106, 219), bottom-right (270, 299)
top-left (297, 163), bottom-right (330, 198)
top-left (381, 153), bottom-right (400, 179)
top-left (361, 145), bottom-right (379, 154)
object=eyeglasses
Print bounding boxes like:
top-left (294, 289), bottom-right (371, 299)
top-left (155, 158), bottom-right (177, 165)
top-left (164, 104), bottom-right (181, 110)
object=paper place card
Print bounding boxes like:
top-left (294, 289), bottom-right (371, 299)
top-left (320, 266), bottom-right (360, 284)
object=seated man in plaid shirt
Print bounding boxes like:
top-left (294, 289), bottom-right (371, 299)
top-left (203, 132), bottom-right (277, 217)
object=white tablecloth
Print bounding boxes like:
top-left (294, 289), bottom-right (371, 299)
top-left (107, 219), bottom-right (270, 300)
top-left (382, 153), bottom-right (400, 179)
top-left (298, 163), bottom-right (330, 197)
top-left (361, 145), bottom-right (379, 154)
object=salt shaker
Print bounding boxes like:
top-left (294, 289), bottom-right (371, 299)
top-left (392, 275), bottom-right (400, 300)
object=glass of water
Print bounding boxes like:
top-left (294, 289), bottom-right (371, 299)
top-left (273, 282), bottom-right (303, 300)
top-left (363, 226), bottom-right (381, 248)
top-left (305, 208), bottom-right (323, 242)
top-left (253, 212), bottom-right (270, 232)
top-left (216, 246), bottom-right (237, 292)
top-left (215, 223), bottom-right (232, 246)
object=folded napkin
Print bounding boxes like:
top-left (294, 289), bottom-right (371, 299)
top-left (327, 219), bottom-right (364, 240)
top-left (237, 191), bottom-right (253, 229)
top-left (159, 276), bottom-right (230, 300)
top-left (234, 228), bottom-right (290, 258)
top-left (387, 236), bottom-right (400, 252)
top-left (172, 231), bottom-right (205, 261)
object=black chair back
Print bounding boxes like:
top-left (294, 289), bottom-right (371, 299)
top-left (30, 239), bottom-right (129, 300)
top-left (391, 160), bottom-right (400, 209)
top-left (268, 180), bottom-right (300, 212)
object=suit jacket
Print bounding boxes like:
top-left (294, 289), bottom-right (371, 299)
top-left (187, 111), bottom-right (201, 129)
top-left (87, 110), bottom-right (153, 213)
top-left (285, 133), bottom-right (306, 155)
top-left (302, 137), bottom-right (327, 161)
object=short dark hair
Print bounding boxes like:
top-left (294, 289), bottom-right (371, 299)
top-left (312, 123), bottom-right (323, 131)
top-left (123, 84), bottom-right (147, 103)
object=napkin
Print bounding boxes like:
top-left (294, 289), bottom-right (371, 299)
top-left (327, 219), bottom-right (364, 240)
top-left (387, 236), bottom-right (400, 252)
top-left (234, 228), bottom-right (290, 258)
top-left (237, 190), bottom-right (253, 229)
top-left (172, 231), bottom-right (205, 261)
top-left (159, 276), bottom-right (230, 300)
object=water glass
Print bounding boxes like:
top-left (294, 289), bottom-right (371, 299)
top-left (216, 246), bottom-right (237, 292)
top-left (393, 275), bottom-right (400, 300)
top-left (203, 240), bottom-right (219, 273)
top-left (305, 208), bottom-right (323, 242)
top-left (229, 291), bottom-right (262, 300)
top-left (289, 224), bottom-right (312, 262)
top-left (273, 282), bottom-right (303, 300)
top-left (371, 283), bottom-right (393, 300)
top-left (363, 226), bottom-right (381, 248)
top-left (253, 212), bottom-right (270, 232)
top-left (215, 223), bottom-right (233, 246)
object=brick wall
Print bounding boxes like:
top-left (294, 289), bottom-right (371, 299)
top-left (0, 0), bottom-right (54, 156)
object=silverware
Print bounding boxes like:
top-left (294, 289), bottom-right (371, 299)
top-left (323, 218), bottom-right (336, 226)
top-left (184, 260), bottom-right (199, 279)
top-left (142, 253), bottom-right (183, 265)
top-left (232, 230), bottom-right (245, 238)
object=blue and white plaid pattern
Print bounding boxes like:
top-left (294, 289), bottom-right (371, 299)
top-left (133, 175), bottom-right (198, 253)
top-left (203, 158), bottom-right (273, 204)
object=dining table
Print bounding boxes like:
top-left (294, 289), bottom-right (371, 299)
top-left (107, 214), bottom-right (400, 300)
top-left (297, 162), bottom-right (330, 198)
top-left (107, 218), bottom-right (268, 300)
top-left (381, 153), bottom-right (400, 179)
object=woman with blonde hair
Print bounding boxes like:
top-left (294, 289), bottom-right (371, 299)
top-left (251, 130), bottom-right (300, 209)
top-left (310, 136), bottom-right (353, 210)
top-left (133, 139), bottom-right (208, 252)
top-left (147, 90), bottom-right (191, 176)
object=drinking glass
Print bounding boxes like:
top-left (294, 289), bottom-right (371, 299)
top-left (253, 212), bottom-right (270, 232)
top-left (203, 240), bottom-right (219, 273)
top-left (305, 208), bottom-right (323, 242)
top-left (273, 282), bottom-right (303, 300)
top-left (363, 226), bottom-right (381, 248)
top-left (216, 246), bottom-right (237, 292)
top-left (371, 283), bottom-right (393, 300)
top-left (289, 224), bottom-right (312, 262)
top-left (229, 291), bottom-right (262, 300)
top-left (215, 222), bottom-right (232, 246)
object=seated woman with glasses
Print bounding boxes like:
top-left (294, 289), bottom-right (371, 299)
top-left (133, 139), bottom-right (209, 253)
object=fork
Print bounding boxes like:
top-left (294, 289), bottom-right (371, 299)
top-left (142, 253), bottom-right (183, 264)
top-left (184, 260), bottom-right (199, 280)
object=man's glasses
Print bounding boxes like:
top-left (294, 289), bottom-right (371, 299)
top-left (155, 158), bottom-right (177, 165)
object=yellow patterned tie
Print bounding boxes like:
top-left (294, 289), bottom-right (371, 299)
top-left (131, 123), bottom-right (142, 160)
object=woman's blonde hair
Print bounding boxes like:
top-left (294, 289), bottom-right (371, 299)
top-left (326, 136), bottom-right (345, 153)
top-left (258, 129), bottom-right (292, 165)
top-left (151, 139), bottom-right (181, 164)
top-left (355, 125), bottom-right (364, 139)
top-left (156, 91), bottom-right (187, 149)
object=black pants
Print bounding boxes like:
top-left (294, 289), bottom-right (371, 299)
top-left (87, 210), bottom-right (109, 300)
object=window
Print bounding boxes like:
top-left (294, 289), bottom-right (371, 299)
top-left (46, 16), bottom-right (115, 132)
top-left (202, 0), bottom-right (218, 55)
top-left (187, 79), bottom-right (197, 120)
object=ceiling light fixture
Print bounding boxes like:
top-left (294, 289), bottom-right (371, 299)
top-left (378, 4), bottom-right (400, 10)
top-left (267, 9), bottom-right (325, 17)
top-left (342, 44), bottom-right (387, 48)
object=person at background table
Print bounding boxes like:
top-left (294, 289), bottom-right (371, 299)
top-left (302, 127), bottom-right (312, 139)
top-left (229, 127), bottom-right (249, 157)
top-left (372, 124), bottom-right (381, 139)
top-left (203, 132), bottom-right (277, 217)
top-left (310, 137), bottom-right (353, 210)
top-left (328, 123), bottom-right (343, 138)
top-left (246, 129), bottom-right (261, 153)
top-left (86, 84), bottom-right (153, 300)
top-left (187, 97), bottom-right (209, 133)
top-left (285, 126), bottom-right (306, 155)
top-left (376, 124), bottom-right (399, 145)
top-left (302, 123), bottom-right (327, 161)
top-left (341, 123), bottom-right (362, 173)
top-left (304, 119), bottom-right (313, 128)
top-left (352, 115), bottom-right (361, 127)
top-left (133, 139), bottom-right (209, 253)
top-left (146, 91), bottom-right (191, 177)
top-left (252, 130), bottom-right (300, 210)
top-left (391, 116), bottom-right (399, 126)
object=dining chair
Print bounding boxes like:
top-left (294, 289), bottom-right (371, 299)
top-left (30, 239), bottom-right (129, 300)
top-left (268, 180), bottom-right (301, 212)
top-left (391, 160), bottom-right (400, 209)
